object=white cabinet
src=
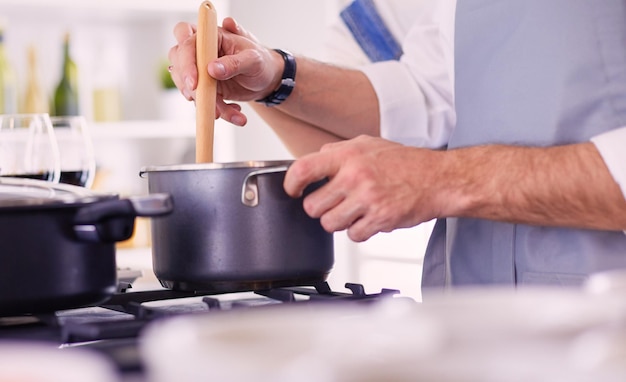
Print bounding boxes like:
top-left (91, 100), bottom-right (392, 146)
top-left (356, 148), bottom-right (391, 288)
top-left (0, 0), bottom-right (223, 124)
top-left (0, 0), bottom-right (208, 12)
top-left (1, 0), bottom-right (231, 196)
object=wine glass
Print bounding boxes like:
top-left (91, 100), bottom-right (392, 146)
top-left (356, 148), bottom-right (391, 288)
top-left (49, 115), bottom-right (96, 188)
top-left (0, 113), bottom-right (60, 182)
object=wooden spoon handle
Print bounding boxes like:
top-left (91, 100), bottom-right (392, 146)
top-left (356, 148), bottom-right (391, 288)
top-left (195, 1), bottom-right (218, 163)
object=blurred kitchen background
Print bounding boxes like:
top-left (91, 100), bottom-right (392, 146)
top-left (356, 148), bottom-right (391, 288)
top-left (0, 0), bottom-right (434, 300)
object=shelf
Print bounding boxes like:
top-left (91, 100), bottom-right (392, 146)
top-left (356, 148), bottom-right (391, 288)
top-left (0, 0), bottom-right (230, 24)
top-left (0, 0), bottom-right (227, 14)
top-left (89, 118), bottom-right (238, 141)
top-left (90, 120), bottom-right (196, 140)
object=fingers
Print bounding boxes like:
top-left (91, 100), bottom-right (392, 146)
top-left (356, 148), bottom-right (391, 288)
top-left (286, 150), bottom-right (377, 240)
top-left (347, 217), bottom-right (379, 242)
top-left (171, 17), bottom-right (279, 105)
top-left (285, 138), bottom-right (369, 200)
top-left (215, 98), bottom-right (247, 126)
top-left (284, 152), bottom-right (341, 198)
top-left (285, 137), bottom-right (424, 242)
top-left (303, 175), bottom-right (346, 216)
top-left (317, 191), bottom-right (391, 242)
top-left (303, 178), bottom-right (380, 242)
top-left (316, 191), bottom-right (363, 231)
top-left (169, 22), bottom-right (199, 100)
top-left (222, 17), bottom-right (258, 41)
top-left (222, 17), bottom-right (238, 34)
top-left (173, 22), bottom-right (196, 44)
top-left (306, 175), bottom-right (377, 242)
top-left (208, 48), bottom-right (265, 84)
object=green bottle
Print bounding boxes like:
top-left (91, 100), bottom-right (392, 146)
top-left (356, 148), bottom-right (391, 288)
top-left (53, 33), bottom-right (79, 116)
top-left (0, 27), bottom-right (18, 114)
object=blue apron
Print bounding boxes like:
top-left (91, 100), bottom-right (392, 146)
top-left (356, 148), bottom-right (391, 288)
top-left (423, 0), bottom-right (626, 289)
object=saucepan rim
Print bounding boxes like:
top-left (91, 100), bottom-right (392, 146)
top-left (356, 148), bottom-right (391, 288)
top-left (139, 160), bottom-right (294, 177)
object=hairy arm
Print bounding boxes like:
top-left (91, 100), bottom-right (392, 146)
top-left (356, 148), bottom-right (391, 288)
top-left (284, 137), bottom-right (626, 241)
top-left (446, 142), bottom-right (626, 230)
top-left (247, 56), bottom-right (380, 156)
top-left (272, 56), bottom-right (380, 141)
top-left (249, 102), bottom-right (344, 157)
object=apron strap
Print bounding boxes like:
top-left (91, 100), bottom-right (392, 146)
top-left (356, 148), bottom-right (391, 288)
top-left (340, 0), bottom-right (403, 62)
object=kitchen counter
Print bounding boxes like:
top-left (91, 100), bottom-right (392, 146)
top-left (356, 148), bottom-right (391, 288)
top-left (137, 282), bottom-right (626, 382)
top-left (2, 246), bottom-right (625, 381)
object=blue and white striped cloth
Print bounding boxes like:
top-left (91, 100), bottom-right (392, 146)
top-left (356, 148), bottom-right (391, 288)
top-left (340, 0), bottom-right (403, 62)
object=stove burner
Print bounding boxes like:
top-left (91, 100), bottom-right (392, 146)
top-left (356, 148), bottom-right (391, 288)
top-left (99, 282), bottom-right (399, 321)
top-left (156, 273), bottom-right (332, 294)
top-left (0, 282), bottom-right (400, 342)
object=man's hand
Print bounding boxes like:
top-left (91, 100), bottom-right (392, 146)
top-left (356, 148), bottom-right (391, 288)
top-left (284, 135), bottom-right (448, 242)
top-left (167, 18), bottom-right (283, 126)
top-left (285, 136), bottom-right (626, 242)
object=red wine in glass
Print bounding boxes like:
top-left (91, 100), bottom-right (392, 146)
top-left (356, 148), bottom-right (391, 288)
top-left (50, 116), bottom-right (96, 189)
top-left (59, 170), bottom-right (91, 187)
top-left (4, 170), bottom-right (89, 187)
top-left (3, 172), bottom-right (54, 181)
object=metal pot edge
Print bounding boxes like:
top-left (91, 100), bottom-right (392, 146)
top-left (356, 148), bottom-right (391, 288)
top-left (0, 177), bottom-right (119, 209)
top-left (139, 160), bottom-right (294, 177)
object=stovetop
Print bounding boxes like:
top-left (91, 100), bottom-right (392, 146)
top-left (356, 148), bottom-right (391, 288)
top-left (0, 279), bottom-right (407, 379)
top-left (4, 275), bottom-right (626, 382)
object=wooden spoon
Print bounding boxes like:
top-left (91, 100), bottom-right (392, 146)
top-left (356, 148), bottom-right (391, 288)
top-left (195, 1), bottom-right (218, 163)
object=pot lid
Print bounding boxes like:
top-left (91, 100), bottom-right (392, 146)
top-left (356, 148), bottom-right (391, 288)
top-left (0, 177), bottom-right (116, 208)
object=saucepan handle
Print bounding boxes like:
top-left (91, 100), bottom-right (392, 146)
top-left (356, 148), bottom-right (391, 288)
top-left (73, 193), bottom-right (173, 242)
top-left (241, 165), bottom-right (289, 207)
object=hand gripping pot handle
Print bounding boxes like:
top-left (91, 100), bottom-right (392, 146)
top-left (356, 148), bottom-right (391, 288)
top-left (241, 165), bottom-right (290, 207)
top-left (73, 193), bottom-right (173, 243)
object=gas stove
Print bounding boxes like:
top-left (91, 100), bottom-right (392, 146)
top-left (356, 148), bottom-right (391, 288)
top-left (3, 273), bottom-right (626, 382)
top-left (0, 275), bottom-right (408, 380)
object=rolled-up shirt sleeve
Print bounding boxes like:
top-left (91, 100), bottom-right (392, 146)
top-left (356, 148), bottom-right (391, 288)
top-left (591, 127), bottom-right (626, 234)
top-left (591, 126), bottom-right (626, 201)
top-left (359, 20), bottom-right (455, 148)
top-left (324, 0), bottom-right (457, 149)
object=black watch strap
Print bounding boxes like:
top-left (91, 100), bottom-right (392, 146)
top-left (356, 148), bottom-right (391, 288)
top-left (255, 49), bottom-right (296, 107)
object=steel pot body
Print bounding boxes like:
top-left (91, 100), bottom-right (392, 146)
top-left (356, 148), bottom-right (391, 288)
top-left (141, 161), bottom-right (334, 292)
top-left (0, 178), bottom-right (172, 316)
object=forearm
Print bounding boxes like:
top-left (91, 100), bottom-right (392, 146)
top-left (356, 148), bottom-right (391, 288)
top-left (274, 56), bottom-right (380, 140)
top-left (249, 102), bottom-right (344, 157)
top-left (171, 23), bottom-right (380, 140)
top-left (443, 142), bottom-right (626, 231)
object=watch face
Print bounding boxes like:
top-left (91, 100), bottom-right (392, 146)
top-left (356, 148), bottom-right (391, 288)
top-left (256, 49), bottom-right (296, 106)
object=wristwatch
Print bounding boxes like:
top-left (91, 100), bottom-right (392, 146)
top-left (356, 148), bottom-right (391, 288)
top-left (255, 49), bottom-right (296, 107)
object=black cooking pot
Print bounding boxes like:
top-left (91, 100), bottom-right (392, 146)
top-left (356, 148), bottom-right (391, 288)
top-left (140, 161), bottom-right (334, 293)
top-left (0, 177), bottom-right (173, 316)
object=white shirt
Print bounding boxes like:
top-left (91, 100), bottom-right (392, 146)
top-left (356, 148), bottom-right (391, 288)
top-left (324, 0), bottom-right (626, 201)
